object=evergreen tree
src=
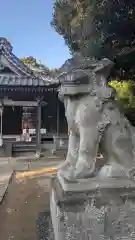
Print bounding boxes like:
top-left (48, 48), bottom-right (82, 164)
top-left (52, 0), bottom-right (135, 78)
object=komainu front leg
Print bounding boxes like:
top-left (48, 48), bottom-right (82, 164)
top-left (57, 130), bottom-right (79, 172)
top-left (75, 126), bottom-right (99, 179)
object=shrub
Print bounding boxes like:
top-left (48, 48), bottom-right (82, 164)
top-left (108, 80), bottom-right (135, 110)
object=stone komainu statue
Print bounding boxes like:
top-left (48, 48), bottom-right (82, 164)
top-left (57, 54), bottom-right (135, 181)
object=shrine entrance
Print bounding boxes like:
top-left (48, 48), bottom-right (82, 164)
top-left (2, 106), bottom-right (22, 135)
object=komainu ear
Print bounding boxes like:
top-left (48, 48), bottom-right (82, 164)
top-left (93, 58), bottom-right (115, 77)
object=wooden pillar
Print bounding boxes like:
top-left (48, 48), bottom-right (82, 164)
top-left (56, 94), bottom-right (59, 137)
top-left (36, 101), bottom-right (41, 155)
top-left (0, 107), bottom-right (3, 146)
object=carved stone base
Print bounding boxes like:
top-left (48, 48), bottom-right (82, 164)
top-left (50, 174), bottom-right (135, 240)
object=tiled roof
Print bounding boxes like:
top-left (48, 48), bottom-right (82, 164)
top-left (0, 37), bottom-right (59, 86)
top-left (0, 75), bottom-right (47, 86)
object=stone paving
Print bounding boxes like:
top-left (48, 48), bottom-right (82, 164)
top-left (0, 152), bottom-right (65, 205)
top-left (0, 159), bottom-right (13, 204)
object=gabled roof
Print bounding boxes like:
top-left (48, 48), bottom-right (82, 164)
top-left (0, 37), bottom-right (58, 86)
top-left (0, 38), bottom-right (36, 78)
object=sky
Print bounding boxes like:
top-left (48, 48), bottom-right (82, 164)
top-left (0, 0), bottom-right (71, 68)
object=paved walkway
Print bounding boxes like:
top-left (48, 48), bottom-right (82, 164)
top-left (0, 159), bottom-right (13, 204)
top-left (0, 153), bottom-right (65, 205)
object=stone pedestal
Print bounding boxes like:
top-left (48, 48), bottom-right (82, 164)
top-left (50, 174), bottom-right (135, 240)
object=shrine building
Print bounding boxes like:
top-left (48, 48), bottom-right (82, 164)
top-left (0, 37), bottom-right (67, 157)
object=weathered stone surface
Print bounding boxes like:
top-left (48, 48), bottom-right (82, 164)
top-left (50, 188), bottom-right (64, 240)
top-left (58, 171), bottom-right (135, 192)
top-left (49, 56), bottom-right (135, 239)
top-left (50, 175), bottom-right (135, 240)
top-left (57, 56), bottom-right (135, 182)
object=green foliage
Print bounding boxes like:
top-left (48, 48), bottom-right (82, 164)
top-left (52, 0), bottom-right (135, 77)
top-left (108, 80), bottom-right (135, 110)
top-left (52, 0), bottom-right (135, 56)
top-left (20, 56), bottom-right (37, 64)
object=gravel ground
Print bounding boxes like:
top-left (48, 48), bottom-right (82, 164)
top-left (0, 173), bottom-right (51, 240)
top-left (36, 210), bottom-right (54, 240)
